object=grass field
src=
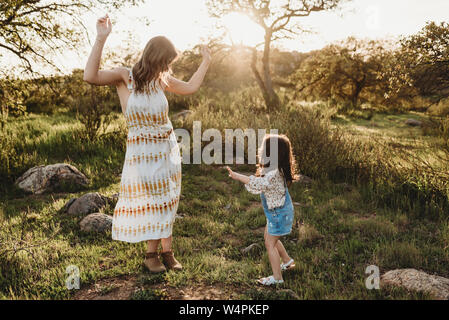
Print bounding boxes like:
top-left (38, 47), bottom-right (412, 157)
top-left (0, 109), bottom-right (448, 300)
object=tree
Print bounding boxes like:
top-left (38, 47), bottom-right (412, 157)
top-left (207, 0), bottom-right (346, 111)
top-left (291, 37), bottom-right (391, 108)
top-left (0, 0), bottom-right (142, 75)
top-left (398, 21), bottom-right (449, 104)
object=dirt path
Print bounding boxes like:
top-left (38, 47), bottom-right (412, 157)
top-left (72, 275), bottom-right (246, 300)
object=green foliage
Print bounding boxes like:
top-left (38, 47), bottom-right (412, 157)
top-left (399, 21), bottom-right (449, 103)
top-left (68, 69), bottom-right (121, 141)
top-left (291, 37), bottom-right (396, 110)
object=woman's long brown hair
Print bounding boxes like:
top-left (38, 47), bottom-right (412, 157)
top-left (131, 36), bottom-right (179, 95)
top-left (256, 134), bottom-right (298, 187)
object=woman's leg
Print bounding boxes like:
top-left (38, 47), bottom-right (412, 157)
top-left (161, 235), bottom-right (172, 252)
top-left (147, 239), bottom-right (160, 253)
top-left (145, 239), bottom-right (166, 273)
top-left (160, 235), bottom-right (182, 270)
top-left (264, 232), bottom-right (283, 281)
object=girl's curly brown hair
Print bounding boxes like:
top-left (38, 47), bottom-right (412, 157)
top-left (256, 134), bottom-right (298, 187)
top-left (132, 36), bottom-right (179, 95)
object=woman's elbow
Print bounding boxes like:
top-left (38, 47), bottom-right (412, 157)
top-left (83, 72), bottom-right (96, 84)
top-left (184, 84), bottom-right (200, 95)
top-left (83, 75), bottom-right (92, 83)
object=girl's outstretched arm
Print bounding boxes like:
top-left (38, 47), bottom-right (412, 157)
top-left (165, 45), bottom-right (211, 95)
top-left (83, 14), bottom-right (125, 86)
top-left (226, 166), bottom-right (250, 184)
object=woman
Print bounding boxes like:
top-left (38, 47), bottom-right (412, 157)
top-left (83, 14), bottom-right (211, 272)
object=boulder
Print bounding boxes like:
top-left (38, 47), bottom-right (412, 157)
top-left (405, 119), bottom-right (422, 127)
top-left (15, 163), bottom-right (89, 194)
top-left (381, 268), bottom-right (449, 300)
top-left (80, 213), bottom-right (112, 233)
top-left (63, 192), bottom-right (110, 216)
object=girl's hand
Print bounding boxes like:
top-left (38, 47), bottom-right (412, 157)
top-left (200, 45), bottom-right (211, 63)
top-left (226, 166), bottom-right (235, 180)
top-left (96, 14), bottom-right (112, 41)
top-left (226, 166), bottom-right (250, 184)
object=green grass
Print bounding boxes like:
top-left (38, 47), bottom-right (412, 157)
top-left (0, 110), bottom-right (448, 300)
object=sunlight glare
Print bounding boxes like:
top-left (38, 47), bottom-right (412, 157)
top-left (222, 12), bottom-right (264, 47)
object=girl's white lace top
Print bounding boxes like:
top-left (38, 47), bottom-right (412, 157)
top-left (245, 169), bottom-right (286, 210)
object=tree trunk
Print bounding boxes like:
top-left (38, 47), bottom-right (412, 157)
top-left (262, 31), bottom-right (280, 110)
top-left (249, 30), bottom-right (281, 111)
top-left (351, 81), bottom-right (364, 107)
top-left (250, 48), bottom-right (271, 105)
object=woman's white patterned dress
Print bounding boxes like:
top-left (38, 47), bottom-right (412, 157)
top-left (112, 68), bottom-right (182, 243)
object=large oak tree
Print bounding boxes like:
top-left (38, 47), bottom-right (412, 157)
top-left (206, 0), bottom-right (346, 110)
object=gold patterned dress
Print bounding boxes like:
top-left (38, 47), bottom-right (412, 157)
top-left (112, 68), bottom-right (182, 243)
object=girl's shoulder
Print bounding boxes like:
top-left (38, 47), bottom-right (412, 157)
top-left (262, 168), bottom-right (282, 180)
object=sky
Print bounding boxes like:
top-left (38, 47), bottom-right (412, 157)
top-left (3, 0), bottom-right (449, 76)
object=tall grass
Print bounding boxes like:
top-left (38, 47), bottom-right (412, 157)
top-left (178, 88), bottom-right (449, 220)
top-left (0, 112), bottom-right (127, 197)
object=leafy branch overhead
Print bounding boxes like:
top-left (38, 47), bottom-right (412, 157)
top-left (0, 0), bottom-right (143, 75)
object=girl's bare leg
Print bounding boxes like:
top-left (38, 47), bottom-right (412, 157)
top-left (264, 233), bottom-right (283, 280)
top-left (275, 240), bottom-right (292, 264)
top-left (264, 226), bottom-right (291, 263)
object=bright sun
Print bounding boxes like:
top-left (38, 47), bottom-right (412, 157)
top-left (222, 12), bottom-right (264, 47)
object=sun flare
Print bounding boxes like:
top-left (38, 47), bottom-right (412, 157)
top-left (222, 12), bottom-right (264, 47)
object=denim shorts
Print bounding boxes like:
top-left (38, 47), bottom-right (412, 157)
top-left (261, 188), bottom-right (294, 236)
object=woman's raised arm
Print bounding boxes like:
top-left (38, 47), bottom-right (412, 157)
top-left (165, 45), bottom-right (211, 95)
top-left (83, 14), bottom-right (125, 86)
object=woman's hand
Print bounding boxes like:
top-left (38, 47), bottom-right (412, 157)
top-left (200, 45), bottom-right (211, 64)
top-left (96, 14), bottom-right (112, 41)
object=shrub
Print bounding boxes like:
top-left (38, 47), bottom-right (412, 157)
top-left (72, 85), bottom-right (119, 141)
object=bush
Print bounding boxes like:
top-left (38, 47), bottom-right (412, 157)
top-left (72, 85), bottom-right (119, 141)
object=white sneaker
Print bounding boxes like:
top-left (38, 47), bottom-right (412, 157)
top-left (281, 259), bottom-right (295, 271)
top-left (257, 275), bottom-right (284, 286)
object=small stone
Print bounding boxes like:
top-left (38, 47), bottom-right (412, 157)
top-left (297, 174), bottom-right (313, 186)
top-left (241, 243), bottom-right (261, 256)
top-left (63, 192), bottom-right (108, 216)
top-left (172, 110), bottom-right (193, 121)
top-left (80, 213), bottom-right (112, 233)
top-left (405, 119), bottom-right (422, 127)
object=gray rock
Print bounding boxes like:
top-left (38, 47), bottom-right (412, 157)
top-left (297, 174), bottom-right (313, 186)
top-left (172, 110), bottom-right (193, 121)
top-left (381, 269), bottom-right (449, 300)
top-left (80, 213), bottom-right (112, 233)
top-left (405, 119), bottom-right (422, 127)
top-left (15, 163), bottom-right (89, 194)
top-left (241, 243), bottom-right (261, 256)
top-left (63, 192), bottom-right (109, 216)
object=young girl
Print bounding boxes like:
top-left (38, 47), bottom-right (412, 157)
top-left (226, 134), bottom-right (297, 286)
